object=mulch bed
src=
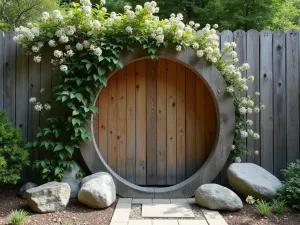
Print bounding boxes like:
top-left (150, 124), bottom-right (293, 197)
top-left (221, 204), bottom-right (300, 225)
top-left (0, 185), bottom-right (116, 225)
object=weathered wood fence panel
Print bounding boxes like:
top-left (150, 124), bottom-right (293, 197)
top-left (1, 30), bottom-right (300, 185)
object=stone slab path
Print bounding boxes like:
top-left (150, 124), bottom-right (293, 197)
top-left (110, 198), bottom-right (228, 225)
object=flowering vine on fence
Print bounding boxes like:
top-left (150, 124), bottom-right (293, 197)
top-left (13, 0), bottom-right (264, 180)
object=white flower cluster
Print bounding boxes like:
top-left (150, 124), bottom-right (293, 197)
top-left (30, 96), bottom-right (51, 111)
top-left (13, 26), bottom-right (40, 47)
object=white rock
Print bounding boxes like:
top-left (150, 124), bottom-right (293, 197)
top-left (228, 163), bottom-right (282, 199)
top-left (26, 182), bottom-right (71, 213)
top-left (62, 162), bottom-right (82, 198)
top-left (19, 182), bottom-right (38, 199)
top-left (78, 172), bottom-right (116, 208)
top-left (195, 183), bottom-right (243, 211)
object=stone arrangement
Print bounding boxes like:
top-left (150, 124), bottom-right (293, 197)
top-left (19, 182), bottom-right (38, 199)
top-left (62, 162), bottom-right (82, 198)
top-left (227, 163), bottom-right (282, 199)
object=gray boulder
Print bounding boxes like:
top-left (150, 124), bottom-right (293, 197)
top-left (195, 184), bottom-right (243, 211)
top-left (228, 163), bottom-right (282, 199)
top-left (19, 182), bottom-right (38, 199)
top-left (78, 172), bottom-right (116, 208)
top-left (62, 162), bottom-right (82, 198)
top-left (26, 182), bottom-right (71, 213)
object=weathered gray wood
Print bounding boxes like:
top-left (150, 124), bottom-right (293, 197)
top-left (260, 30), bottom-right (274, 173)
top-left (273, 30), bottom-right (287, 178)
top-left (246, 29), bottom-right (261, 165)
top-left (219, 30), bottom-right (234, 185)
top-left (4, 32), bottom-right (16, 124)
top-left (286, 30), bottom-right (300, 163)
top-left (16, 44), bottom-right (29, 183)
top-left (0, 32), bottom-right (4, 110)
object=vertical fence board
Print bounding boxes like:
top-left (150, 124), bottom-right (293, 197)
top-left (4, 32), bottom-right (16, 124)
top-left (219, 30), bottom-right (233, 185)
top-left (166, 60), bottom-right (177, 185)
top-left (286, 30), bottom-right (300, 163)
top-left (135, 60), bottom-right (146, 185)
top-left (260, 30), bottom-right (274, 173)
top-left (0, 32), bottom-right (4, 110)
top-left (126, 63), bottom-right (136, 183)
top-left (246, 30), bottom-right (261, 165)
top-left (157, 59), bottom-right (167, 185)
top-left (273, 30), bottom-right (287, 178)
top-left (117, 69), bottom-right (127, 179)
top-left (176, 62), bottom-right (186, 183)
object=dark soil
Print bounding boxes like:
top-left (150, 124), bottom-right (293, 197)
top-left (221, 203), bottom-right (300, 225)
top-left (0, 185), bottom-right (116, 225)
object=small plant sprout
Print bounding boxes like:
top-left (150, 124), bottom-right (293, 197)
top-left (245, 195), bottom-right (256, 204)
top-left (256, 200), bottom-right (271, 217)
top-left (63, 220), bottom-right (72, 225)
top-left (272, 199), bottom-right (289, 214)
top-left (8, 209), bottom-right (29, 225)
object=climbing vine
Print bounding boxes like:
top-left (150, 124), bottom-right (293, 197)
top-left (13, 0), bottom-right (263, 181)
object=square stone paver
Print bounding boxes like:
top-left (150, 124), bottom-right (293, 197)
top-left (115, 203), bottom-right (131, 212)
top-left (178, 220), bottom-right (208, 225)
top-left (128, 219), bottom-right (152, 225)
top-left (142, 203), bottom-right (194, 218)
top-left (170, 199), bottom-right (188, 203)
top-left (110, 211), bottom-right (130, 222)
top-left (118, 198), bottom-right (132, 203)
top-left (207, 218), bottom-right (228, 225)
top-left (132, 198), bottom-right (152, 204)
top-left (152, 199), bottom-right (171, 204)
top-left (110, 222), bottom-right (128, 225)
top-left (152, 220), bottom-right (179, 225)
top-left (201, 208), bottom-right (223, 219)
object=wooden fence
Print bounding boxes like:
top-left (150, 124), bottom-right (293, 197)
top-left (0, 29), bottom-right (299, 184)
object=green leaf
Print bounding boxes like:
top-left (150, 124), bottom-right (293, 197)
top-left (65, 145), bottom-right (74, 155)
top-left (99, 76), bottom-right (107, 86)
top-left (97, 66), bottom-right (106, 76)
top-left (72, 110), bottom-right (80, 116)
top-left (89, 106), bottom-right (98, 114)
top-left (75, 93), bottom-right (83, 102)
top-left (62, 96), bottom-right (67, 102)
top-left (54, 143), bottom-right (64, 152)
top-left (86, 63), bottom-right (92, 71)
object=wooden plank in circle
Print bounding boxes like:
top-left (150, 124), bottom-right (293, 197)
top-left (135, 59), bottom-right (147, 185)
top-left (176, 62), bottom-right (186, 183)
top-left (126, 62), bottom-right (136, 183)
top-left (107, 74), bottom-right (118, 172)
top-left (156, 58), bottom-right (167, 185)
top-left (117, 68), bottom-right (127, 179)
top-left (146, 58), bottom-right (157, 185)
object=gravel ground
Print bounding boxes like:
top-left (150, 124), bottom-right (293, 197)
top-left (129, 203), bottom-right (205, 220)
top-left (221, 204), bottom-right (300, 225)
top-left (0, 185), bottom-right (116, 225)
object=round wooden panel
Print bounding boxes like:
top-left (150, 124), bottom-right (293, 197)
top-left (93, 58), bottom-right (217, 186)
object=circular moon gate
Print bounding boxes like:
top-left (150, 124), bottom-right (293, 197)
top-left (80, 46), bottom-right (235, 198)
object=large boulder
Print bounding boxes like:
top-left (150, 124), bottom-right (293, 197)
top-left (62, 162), bottom-right (82, 198)
top-left (26, 182), bottom-right (71, 213)
top-left (19, 182), bottom-right (38, 199)
top-left (78, 172), bottom-right (116, 208)
top-left (195, 184), bottom-right (243, 211)
top-left (228, 163), bottom-right (282, 199)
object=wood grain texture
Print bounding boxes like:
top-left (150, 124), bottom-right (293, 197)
top-left (166, 59), bottom-right (177, 185)
top-left (146, 59), bottom-right (157, 185)
top-left (107, 74), bottom-right (118, 172)
top-left (135, 59), bottom-right (147, 185)
top-left (273, 30), bottom-right (286, 178)
top-left (117, 68), bottom-right (127, 178)
top-left (246, 30), bottom-right (261, 165)
top-left (156, 59), bottom-right (167, 185)
top-left (286, 30), bottom-right (300, 163)
top-left (176, 62), bottom-right (186, 183)
top-left (260, 30), bottom-right (274, 173)
top-left (126, 62), bottom-right (136, 183)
